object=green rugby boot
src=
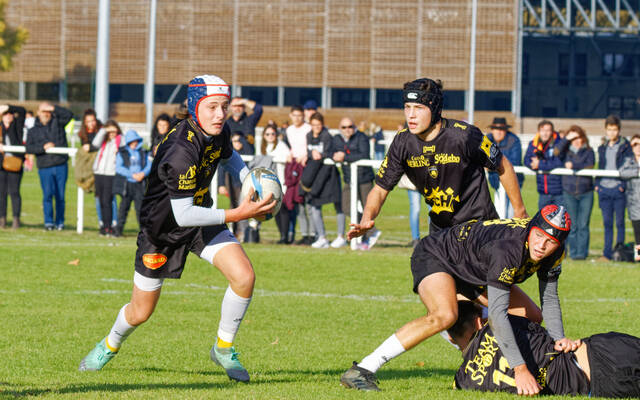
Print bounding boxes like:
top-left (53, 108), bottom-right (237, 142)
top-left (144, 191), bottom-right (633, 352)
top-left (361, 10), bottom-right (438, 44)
top-left (78, 337), bottom-right (118, 371)
top-left (210, 343), bottom-right (250, 382)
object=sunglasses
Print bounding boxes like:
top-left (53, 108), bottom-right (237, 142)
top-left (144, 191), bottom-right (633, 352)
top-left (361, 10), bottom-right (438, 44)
top-left (341, 125), bottom-right (354, 129)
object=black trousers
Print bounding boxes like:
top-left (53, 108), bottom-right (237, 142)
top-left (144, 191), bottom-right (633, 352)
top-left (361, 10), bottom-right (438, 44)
top-left (94, 174), bottom-right (114, 229)
top-left (0, 169), bottom-right (22, 218)
top-left (117, 180), bottom-right (145, 232)
top-left (632, 219), bottom-right (640, 245)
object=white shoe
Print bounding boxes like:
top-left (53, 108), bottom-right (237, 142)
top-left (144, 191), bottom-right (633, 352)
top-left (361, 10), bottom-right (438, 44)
top-left (330, 236), bottom-right (347, 248)
top-left (311, 236), bottom-right (329, 249)
top-left (367, 229), bottom-right (382, 248)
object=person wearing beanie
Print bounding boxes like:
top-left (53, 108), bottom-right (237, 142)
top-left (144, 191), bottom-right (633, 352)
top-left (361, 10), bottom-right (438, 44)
top-left (78, 75), bottom-right (275, 383)
top-left (342, 205), bottom-right (577, 394)
top-left (341, 77), bottom-right (529, 391)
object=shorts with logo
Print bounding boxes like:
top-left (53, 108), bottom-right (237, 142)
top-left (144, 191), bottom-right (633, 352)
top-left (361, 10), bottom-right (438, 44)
top-left (411, 243), bottom-right (485, 300)
top-left (134, 224), bottom-right (232, 279)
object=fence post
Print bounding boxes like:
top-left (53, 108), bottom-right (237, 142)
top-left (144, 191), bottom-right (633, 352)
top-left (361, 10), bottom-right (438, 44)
top-left (350, 162), bottom-right (360, 250)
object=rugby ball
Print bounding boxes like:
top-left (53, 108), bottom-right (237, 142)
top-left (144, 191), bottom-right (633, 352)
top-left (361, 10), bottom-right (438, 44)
top-left (240, 167), bottom-right (283, 221)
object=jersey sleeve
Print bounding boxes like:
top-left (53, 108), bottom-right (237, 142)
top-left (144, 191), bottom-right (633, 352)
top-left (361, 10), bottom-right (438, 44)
top-left (157, 141), bottom-right (200, 199)
top-left (483, 240), bottom-right (525, 290)
top-left (467, 126), bottom-right (502, 171)
top-left (374, 133), bottom-right (406, 191)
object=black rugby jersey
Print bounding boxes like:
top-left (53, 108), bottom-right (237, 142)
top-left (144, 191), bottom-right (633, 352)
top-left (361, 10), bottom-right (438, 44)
top-left (376, 118), bottom-right (501, 229)
top-left (419, 218), bottom-right (564, 290)
top-left (454, 315), bottom-right (589, 395)
top-left (139, 118), bottom-right (233, 245)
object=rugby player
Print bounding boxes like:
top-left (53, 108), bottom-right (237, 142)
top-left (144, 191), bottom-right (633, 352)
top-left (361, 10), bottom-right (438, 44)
top-left (78, 75), bottom-right (275, 383)
top-left (449, 301), bottom-right (640, 398)
top-left (342, 205), bottom-right (578, 394)
top-left (341, 77), bottom-right (532, 390)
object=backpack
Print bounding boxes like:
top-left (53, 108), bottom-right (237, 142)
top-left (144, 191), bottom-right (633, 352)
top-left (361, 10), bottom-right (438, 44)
top-left (612, 243), bottom-right (636, 262)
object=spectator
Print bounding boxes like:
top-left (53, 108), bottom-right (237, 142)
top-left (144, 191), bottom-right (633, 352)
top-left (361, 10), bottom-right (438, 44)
top-left (259, 123), bottom-right (290, 243)
top-left (405, 183), bottom-right (422, 248)
top-left (225, 97), bottom-right (263, 154)
top-left (0, 104), bottom-right (26, 229)
top-left (524, 120), bottom-right (566, 209)
top-left (113, 129), bottom-right (152, 237)
top-left (302, 99), bottom-right (318, 124)
top-left (22, 110), bottom-right (35, 171)
top-left (75, 108), bottom-right (116, 230)
top-left (595, 115), bottom-right (632, 261)
top-left (150, 113), bottom-right (172, 156)
top-left (221, 132), bottom-right (250, 241)
top-left (332, 117), bottom-right (381, 249)
top-left (618, 134), bottom-right (640, 261)
top-left (284, 105), bottom-right (314, 244)
top-left (557, 126), bottom-right (595, 260)
top-left (301, 112), bottom-right (341, 249)
top-left (371, 123), bottom-right (386, 161)
top-left (25, 102), bottom-right (74, 231)
top-left (487, 117), bottom-right (524, 218)
top-left (92, 120), bottom-right (125, 236)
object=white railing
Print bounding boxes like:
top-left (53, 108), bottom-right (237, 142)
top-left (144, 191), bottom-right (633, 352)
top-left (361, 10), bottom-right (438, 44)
top-left (5, 145), bottom-right (639, 243)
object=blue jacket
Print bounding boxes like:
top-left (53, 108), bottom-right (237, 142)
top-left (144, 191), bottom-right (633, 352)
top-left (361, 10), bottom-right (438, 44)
top-left (595, 137), bottom-right (632, 191)
top-left (524, 132), bottom-right (566, 195)
top-left (116, 130), bottom-right (152, 183)
top-left (557, 140), bottom-right (595, 195)
top-left (487, 131), bottom-right (524, 190)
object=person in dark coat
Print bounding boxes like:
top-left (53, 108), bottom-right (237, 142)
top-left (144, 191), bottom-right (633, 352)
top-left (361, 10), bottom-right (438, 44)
top-left (524, 120), bottom-right (566, 209)
top-left (150, 113), bottom-right (172, 156)
top-left (332, 117), bottom-right (381, 249)
top-left (0, 104), bottom-right (26, 228)
top-left (25, 102), bottom-right (74, 230)
top-left (301, 112), bottom-right (341, 248)
top-left (224, 97), bottom-right (263, 154)
top-left (487, 117), bottom-right (524, 218)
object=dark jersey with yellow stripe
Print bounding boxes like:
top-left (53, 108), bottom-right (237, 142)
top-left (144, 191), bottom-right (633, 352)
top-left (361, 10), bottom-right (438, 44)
top-left (418, 218), bottom-right (564, 291)
top-left (139, 118), bottom-right (232, 245)
top-left (454, 315), bottom-right (589, 395)
top-left (375, 118), bottom-right (501, 229)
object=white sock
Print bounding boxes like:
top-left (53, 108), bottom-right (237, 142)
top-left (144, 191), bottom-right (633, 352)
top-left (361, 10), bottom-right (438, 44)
top-left (358, 334), bottom-right (406, 373)
top-left (106, 304), bottom-right (136, 351)
top-left (217, 286), bottom-right (252, 344)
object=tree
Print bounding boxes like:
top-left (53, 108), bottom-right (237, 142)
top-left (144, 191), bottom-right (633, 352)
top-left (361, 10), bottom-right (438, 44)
top-left (0, 0), bottom-right (27, 72)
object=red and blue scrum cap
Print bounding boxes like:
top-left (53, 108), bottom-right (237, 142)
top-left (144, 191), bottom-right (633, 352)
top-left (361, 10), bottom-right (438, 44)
top-left (530, 204), bottom-right (571, 244)
top-left (188, 75), bottom-right (230, 126)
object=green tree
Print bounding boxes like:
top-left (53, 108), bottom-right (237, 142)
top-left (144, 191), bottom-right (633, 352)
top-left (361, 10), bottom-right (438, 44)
top-left (0, 0), bottom-right (27, 71)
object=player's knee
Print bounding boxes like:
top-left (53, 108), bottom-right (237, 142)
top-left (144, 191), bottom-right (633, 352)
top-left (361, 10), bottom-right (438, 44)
top-left (430, 309), bottom-right (458, 331)
top-left (230, 268), bottom-right (255, 293)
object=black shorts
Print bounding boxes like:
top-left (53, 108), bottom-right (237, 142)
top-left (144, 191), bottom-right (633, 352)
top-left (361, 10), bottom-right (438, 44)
top-left (134, 224), bottom-right (229, 279)
top-left (410, 244), bottom-right (485, 300)
top-left (584, 332), bottom-right (640, 398)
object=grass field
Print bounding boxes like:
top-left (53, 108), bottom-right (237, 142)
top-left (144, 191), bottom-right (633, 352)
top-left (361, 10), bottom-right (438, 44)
top-left (1, 168), bottom-right (639, 399)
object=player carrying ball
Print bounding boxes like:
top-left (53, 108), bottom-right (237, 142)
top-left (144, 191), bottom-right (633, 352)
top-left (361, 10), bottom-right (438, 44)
top-left (78, 75), bottom-right (275, 382)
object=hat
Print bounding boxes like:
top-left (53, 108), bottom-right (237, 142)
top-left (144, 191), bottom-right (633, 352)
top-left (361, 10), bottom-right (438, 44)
top-left (303, 99), bottom-right (318, 110)
top-left (529, 205), bottom-right (571, 244)
top-left (187, 75), bottom-right (230, 126)
top-left (489, 117), bottom-right (511, 130)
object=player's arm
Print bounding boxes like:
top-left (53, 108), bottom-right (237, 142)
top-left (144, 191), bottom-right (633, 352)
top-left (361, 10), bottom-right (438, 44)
top-left (497, 156), bottom-right (528, 218)
top-left (346, 184), bottom-right (389, 240)
top-left (487, 285), bottom-right (541, 396)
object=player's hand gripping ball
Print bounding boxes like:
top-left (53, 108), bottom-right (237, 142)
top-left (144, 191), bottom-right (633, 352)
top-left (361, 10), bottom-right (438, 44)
top-left (240, 167), bottom-right (283, 221)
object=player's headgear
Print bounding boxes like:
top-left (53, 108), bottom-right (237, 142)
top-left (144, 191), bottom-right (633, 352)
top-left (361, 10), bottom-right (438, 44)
top-left (187, 75), bottom-right (230, 127)
top-left (402, 78), bottom-right (443, 130)
top-left (529, 204), bottom-right (571, 244)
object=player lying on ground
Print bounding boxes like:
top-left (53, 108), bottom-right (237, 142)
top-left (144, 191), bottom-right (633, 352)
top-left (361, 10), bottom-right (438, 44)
top-left (342, 205), bottom-right (578, 394)
top-left (78, 75), bottom-right (275, 383)
top-left (448, 301), bottom-right (640, 398)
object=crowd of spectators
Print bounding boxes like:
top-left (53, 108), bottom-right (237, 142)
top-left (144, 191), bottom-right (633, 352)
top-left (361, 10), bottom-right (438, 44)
top-left (2, 99), bottom-right (640, 260)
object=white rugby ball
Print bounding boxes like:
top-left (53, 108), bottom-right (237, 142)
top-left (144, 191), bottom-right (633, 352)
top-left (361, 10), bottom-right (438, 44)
top-left (240, 167), bottom-right (283, 221)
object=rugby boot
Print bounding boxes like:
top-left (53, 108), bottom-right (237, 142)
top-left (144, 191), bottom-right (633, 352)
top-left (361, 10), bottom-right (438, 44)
top-left (78, 337), bottom-right (118, 371)
top-left (340, 362), bottom-right (381, 391)
top-left (210, 344), bottom-right (250, 382)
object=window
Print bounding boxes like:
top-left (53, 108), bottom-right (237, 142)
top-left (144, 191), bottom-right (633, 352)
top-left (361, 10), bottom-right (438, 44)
top-left (375, 89), bottom-right (402, 109)
top-left (475, 91), bottom-right (511, 111)
top-left (522, 52), bottom-right (529, 85)
top-left (153, 84), bottom-right (187, 104)
top-left (35, 82), bottom-right (59, 101)
top-left (608, 96), bottom-right (638, 119)
top-left (332, 88), bottom-right (369, 108)
top-left (284, 87), bottom-right (321, 107)
top-left (241, 86), bottom-right (278, 106)
top-left (558, 53), bottom-right (569, 86)
top-left (68, 83), bottom-right (92, 102)
top-left (602, 53), bottom-right (635, 77)
top-left (574, 53), bottom-right (587, 86)
top-left (109, 84), bottom-right (144, 102)
top-left (443, 90), bottom-right (465, 110)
